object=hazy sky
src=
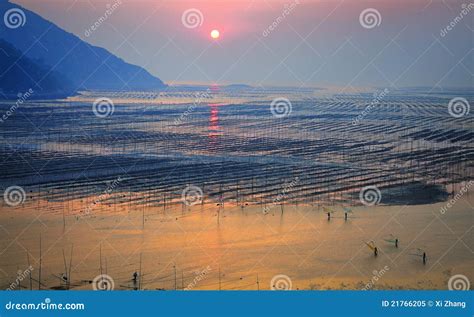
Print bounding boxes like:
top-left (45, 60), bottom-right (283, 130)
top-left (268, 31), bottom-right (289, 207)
top-left (13, 0), bottom-right (473, 88)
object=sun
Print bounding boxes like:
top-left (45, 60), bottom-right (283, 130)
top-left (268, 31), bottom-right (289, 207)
top-left (210, 29), bottom-right (220, 39)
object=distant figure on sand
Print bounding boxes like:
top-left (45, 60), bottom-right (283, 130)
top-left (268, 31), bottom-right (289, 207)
top-left (344, 212), bottom-right (348, 221)
top-left (409, 248), bottom-right (427, 264)
top-left (384, 234), bottom-right (398, 248)
top-left (327, 212), bottom-right (331, 221)
top-left (133, 272), bottom-right (138, 282)
top-left (365, 241), bottom-right (378, 257)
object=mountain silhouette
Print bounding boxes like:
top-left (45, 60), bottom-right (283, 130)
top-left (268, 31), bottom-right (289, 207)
top-left (0, 0), bottom-right (165, 92)
top-left (0, 39), bottom-right (74, 98)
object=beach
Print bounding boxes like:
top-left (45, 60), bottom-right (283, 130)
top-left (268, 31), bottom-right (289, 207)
top-left (0, 87), bottom-right (472, 291)
top-left (1, 193), bottom-right (472, 291)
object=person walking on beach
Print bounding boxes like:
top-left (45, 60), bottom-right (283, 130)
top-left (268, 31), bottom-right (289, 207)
top-left (327, 212), bottom-right (331, 221)
top-left (344, 211), bottom-right (348, 221)
top-left (374, 247), bottom-right (378, 257)
top-left (422, 252), bottom-right (426, 265)
top-left (395, 238), bottom-right (398, 248)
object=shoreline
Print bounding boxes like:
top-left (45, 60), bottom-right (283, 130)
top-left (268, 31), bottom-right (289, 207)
top-left (1, 194), bottom-right (472, 291)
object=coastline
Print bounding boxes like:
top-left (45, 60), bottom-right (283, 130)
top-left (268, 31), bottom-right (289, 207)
top-left (1, 194), bottom-right (472, 291)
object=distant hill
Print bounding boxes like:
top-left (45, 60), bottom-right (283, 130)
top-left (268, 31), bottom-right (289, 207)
top-left (223, 84), bottom-right (254, 90)
top-left (0, 39), bottom-right (74, 98)
top-left (0, 0), bottom-right (166, 91)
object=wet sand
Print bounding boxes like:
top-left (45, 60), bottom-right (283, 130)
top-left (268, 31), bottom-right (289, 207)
top-left (0, 88), bottom-right (472, 290)
top-left (1, 194), bottom-right (472, 291)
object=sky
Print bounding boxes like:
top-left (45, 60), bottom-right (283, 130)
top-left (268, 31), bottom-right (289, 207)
top-left (12, 0), bottom-right (473, 88)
